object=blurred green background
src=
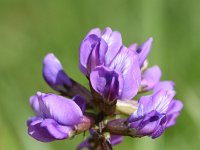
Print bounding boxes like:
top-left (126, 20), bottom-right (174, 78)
top-left (0, 0), bottom-right (200, 150)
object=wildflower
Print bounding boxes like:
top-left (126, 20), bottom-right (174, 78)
top-left (27, 92), bottom-right (92, 142)
top-left (127, 90), bottom-right (183, 138)
top-left (27, 27), bottom-right (183, 150)
top-left (80, 28), bottom-right (141, 100)
top-left (141, 65), bottom-right (162, 91)
top-left (43, 53), bottom-right (91, 99)
top-left (129, 37), bottom-right (153, 67)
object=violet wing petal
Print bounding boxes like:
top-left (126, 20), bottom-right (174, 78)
top-left (40, 118), bottom-right (73, 139)
top-left (90, 66), bottom-right (123, 101)
top-left (37, 92), bottom-right (83, 126)
top-left (128, 110), bottom-right (165, 138)
top-left (134, 90), bottom-right (174, 118)
top-left (86, 38), bottom-right (108, 73)
top-left (27, 117), bottom-right (55, 142)
top-left (79, 34), bottom-right (99, 75)
top-left (27, 117), bottom-right (73, 142)
top-left (166, 100), bottom-right (183, 127)
top-left (141, 65), bottom-right (162, 91)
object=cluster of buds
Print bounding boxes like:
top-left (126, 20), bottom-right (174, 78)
top-left (27, 27), bottom-right (183, 150)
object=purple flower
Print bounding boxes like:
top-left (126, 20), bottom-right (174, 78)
top-left (90, 66), bottom-right (123, 101)
top-left (43, 53), bottom-right (72, 92)
top-left (89, 47), bottom-right (141, 100)
top-left (153, 81), bottom-right (175, 94)
top-left (128, 90), bottom-right (183, 138)
top-left (27, 92), bottom-right (85, 142)
top-left (79, 27), bottom-right (122, 76)
top-left (109, 135), bottom-right (123, 145)
top-left (43, 53), bottom-right (91, 99)
top-left (141, 65), bottom-right (162, 91)
top-left (133, 37), bottom-right (153, 67)
top-left (80, 27), bottom-right (141, 100)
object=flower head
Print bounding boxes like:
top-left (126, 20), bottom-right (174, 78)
top-left (27, 92), bottom-right (85, 142)
top-left (80, 27), bottom-right (141, 101)
top-left (27, 27), bottom-right (183, 149)
top-left (128, 89), bottom-right (183, 138)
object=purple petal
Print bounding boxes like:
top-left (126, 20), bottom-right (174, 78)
top-left (135, 90), bottom-right (174, 117)
top-left (40, 119), bottom-right (73, 139)
top-left (27, 117), bottom-right (72, 142)
top-left (43, 53), bottom-right (72, 91)
top-left (27, 117), bottom-right (55, 142)
top-left (141, 66), bottom-right (162, 91)
top-left (129, 110), bottom-right (165, 138)
top-left (101, 27), bottom-right (123, 65)
top-left (151, 125), bottom-right (165, 139)
top-left (79, 34), bottom-right (99, 75)
top-left (136, 37), bottom-right (153, 67)
top-left (154, 81), bottom-right (175, 93)
top-left (86, 38), bottom-right (108, 73)
top-left (30, 95), bottom-right (41, 116)
top-left (110, 135), bottom-right (123, 145)
top-left (85, 27), bottom-right (101, 38)
top-left (36, 92), bottom-right (83, 126)
top-left (128, 43), bottom-right (138, 51)
top-left (109, 46), bottom-right (141, 99)
top-left (166, 100), bottom-right (183, 127)
top-left (73, 95), bottom-right (86, 112)
top-left (79, 34), bottom-right (108, 75)
top-left (90, 66), bottom-right (123, 101)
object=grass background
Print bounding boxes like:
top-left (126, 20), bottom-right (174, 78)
top-left (0, 0), bottom-right (200, 150)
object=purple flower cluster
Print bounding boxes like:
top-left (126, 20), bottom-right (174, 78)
top-left (27, 27), bottom-right (183, 150)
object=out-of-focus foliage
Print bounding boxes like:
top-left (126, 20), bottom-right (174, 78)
top-left (0, 0), bottom-right (200, 150)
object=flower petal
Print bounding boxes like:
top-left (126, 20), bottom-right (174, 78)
top-left (43, 53), bottom-right (72, 92)
top-left (36, 92), bottom-right (83, 126)
top-left (27, 117), bottom-right (73, 142)
top-left (79, 34), bottom-right (108, 75)
top-left (153, 81), bottom-right (175, 93)
top-left (136, 37), bottom-right (153, 67)
top-left (30, 95), bottom-right (41, 116)
top-left (85, 27), bottom-right (101, 37)
top-left (166, 100), bottom-right (183, 127)
top-left (109, 46), bottom-right (141, 99)
top-left (90, 66), bottom-right (123, 101)
top-left (27, 117), bottom-right (55, 142)
top-left (41, 119), bottom-right (73, 139)
top-left (102, 27), bottom-right (123, 65)
top-left (135, 90), bottom-right (174, 117)
top-left (128, 43), bottom-right (138, 52)
top-left (141, 66), bottom-right (162, 91)
top-left (110, 135), bottom-right (123, 145)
